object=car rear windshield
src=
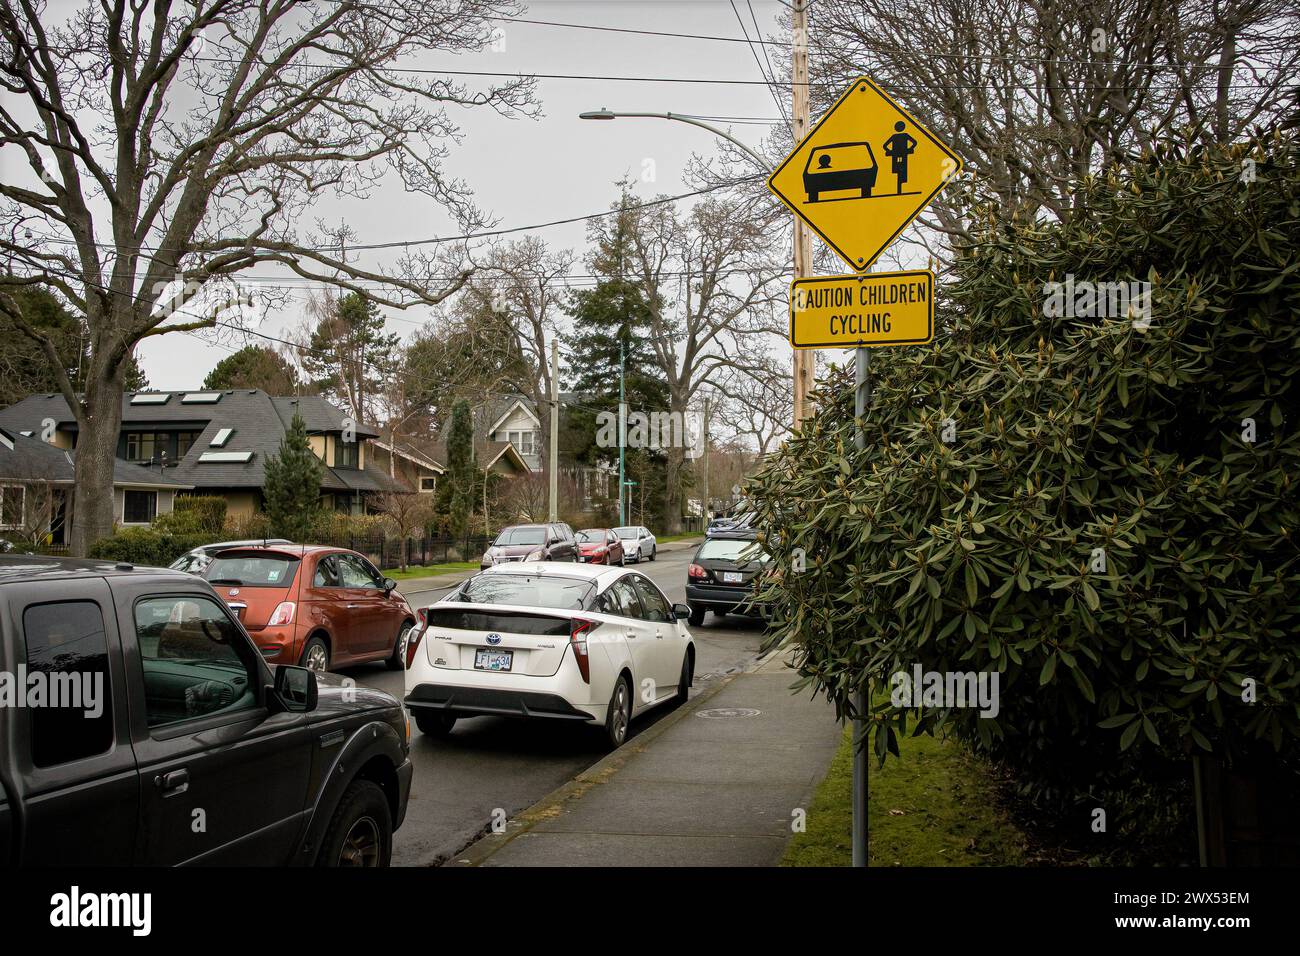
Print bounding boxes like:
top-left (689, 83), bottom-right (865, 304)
top-left (456, 573), bottom-right (595, 610)
top-left (205, 552), bottom-right (300, 586)
top-left (494, 527), bottom-right (545, 546)
top-left (698, 538), bottom-right (766, 562)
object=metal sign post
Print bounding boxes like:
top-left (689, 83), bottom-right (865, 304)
top-left (852, 346), bottom-right (870, 867)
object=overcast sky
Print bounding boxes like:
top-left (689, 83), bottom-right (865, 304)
top-left (137, 1), bottom-right (789, 389)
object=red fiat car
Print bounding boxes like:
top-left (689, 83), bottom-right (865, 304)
top-left (201, 545), bottom-right (415, 672)
top-left (575, 528), bottom-right (626, 565)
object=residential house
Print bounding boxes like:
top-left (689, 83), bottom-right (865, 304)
top-left (0, 389), bottom-right (408, 526)
top-left (476, 394), bottom-right (612, 505)
top-left (0, 426), bottom-right (192, 545)
top-left (368, 438), bottom-right (445, 494)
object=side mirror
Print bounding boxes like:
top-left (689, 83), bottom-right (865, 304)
top-left (383, 577), bottom-right (398, 593)
top-left (672, 603), bottom-right (691, 620)
top-left (271, 664), bottom-right (318, 713)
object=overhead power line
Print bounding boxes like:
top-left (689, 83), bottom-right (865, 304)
top-left (15, 177), bottom-right (764, 258)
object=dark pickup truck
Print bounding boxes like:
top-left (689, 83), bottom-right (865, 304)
top-left (0, 555), bottom-right (412, 866)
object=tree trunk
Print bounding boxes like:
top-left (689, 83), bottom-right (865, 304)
top-left (70, 370), bottom-right (125, 556)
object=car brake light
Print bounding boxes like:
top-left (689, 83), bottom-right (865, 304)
top-left (268, 601), bottom-right (295, 626)
top-left (688, 563), bottom-right (708, 579)
top-left (570, 618), bottom-right (595, 683)
top-left (406, 608), bottom-right (428, 669)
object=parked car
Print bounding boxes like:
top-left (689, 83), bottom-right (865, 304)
top-left (169, 538), bottom-right (294, 575)
top-left (575, 528), bottom-right (625, 566)
top-left (481, 523), bottom-right (578, 569)
top-left (613, 525), bottom-right (657, 563)
top-left (0, 554), bottom-right (412, 866)
top-left (707, 506), bottom-right (755, 537)
top-left (404, 562), bottom-right (694, 749)
top-left (201, 545), bottom-right (415, 672)
top-left (685, 529), bottom-right (770, 626)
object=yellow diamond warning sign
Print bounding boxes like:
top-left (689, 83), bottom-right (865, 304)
top-left (789, 270), bottom-right (934, 349)
top-left (769, 76), bottom-right (961, 271)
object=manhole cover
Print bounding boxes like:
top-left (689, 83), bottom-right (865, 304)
top-left (695, 707), bottom-right (762, 719)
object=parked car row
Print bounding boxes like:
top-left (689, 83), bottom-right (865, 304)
top-left (0, 521), bottom-right (700, 866)
top-left (481, 523), bottom-right (658, 569)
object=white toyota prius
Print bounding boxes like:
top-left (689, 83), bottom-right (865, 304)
top-left (403, 562), bottom-right (696, 748)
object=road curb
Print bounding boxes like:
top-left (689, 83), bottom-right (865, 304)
top-left (444, 668), bottom-right (738, 867)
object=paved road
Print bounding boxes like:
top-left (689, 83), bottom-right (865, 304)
top-left (335, 543), bottom-right (767, 866)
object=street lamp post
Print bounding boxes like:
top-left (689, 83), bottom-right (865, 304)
top-left (578, 109), bottom-right (767, 169)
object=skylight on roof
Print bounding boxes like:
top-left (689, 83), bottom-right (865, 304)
top-left (198, 451), bottom-right (252, 463)
top-left (182, 392), bottom-right (222, 404)
top-left (131, 393), bottom-right (171, 405)
top-left (210, 427), bottom-right (234, 447)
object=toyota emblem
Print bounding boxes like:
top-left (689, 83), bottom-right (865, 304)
top-left (486, 633), bottom-right (502, 645)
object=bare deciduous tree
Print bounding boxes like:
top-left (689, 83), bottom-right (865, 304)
top-left (459, 237), bottom-right (575, 477)
top-left (371, 490), bottom-right (434, 571)
top-left (0, 0), bottom-right (534, 554)
top-left (611, 195), bottom-right (785, 531)
top-left (809, 0), bottom-right (1300, 237)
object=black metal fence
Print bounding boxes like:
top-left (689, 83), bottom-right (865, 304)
top-left (309, 532), bottom-right (494, 571)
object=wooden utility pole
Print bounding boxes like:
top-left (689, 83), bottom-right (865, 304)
top-left (791, 0), bottom-right (814, 429)
top-left (548, 341), bottom-right (559, 522)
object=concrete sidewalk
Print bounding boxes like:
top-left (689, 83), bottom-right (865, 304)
top-left (449, 649), bottom-right (841, 867)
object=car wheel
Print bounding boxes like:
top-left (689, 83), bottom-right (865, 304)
top-left (604, 675), bottom-right (631, 749)
top-left (687, 604), bottom-right (705, 627)
top-left (386, 621), bottom-right (413, 671)
top-left (317, 779), bottom-right (392, 867)
top-left (415, 711), bottom-right (457, 737)
top-left (674, 650), bottom-right (693, 705)
top-left (649, 545), bottom-right (656, 562)
top-left (300, 636), bottom-right (330, 672)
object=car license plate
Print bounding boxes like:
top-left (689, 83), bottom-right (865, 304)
top-left (475, 648), bottom-right (513, 671)
top-left (578, 555), bottom-right (589, 562)
top-left (722, 571), bottom-right (743, 583)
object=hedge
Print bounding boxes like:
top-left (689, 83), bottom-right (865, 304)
top-left (87, 527), bottom-right (212, 567)
top-left (745, 133), bottom-right (1300, 859)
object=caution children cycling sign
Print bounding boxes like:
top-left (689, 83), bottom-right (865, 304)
top-left (767, 75), bottom-right (962, 274)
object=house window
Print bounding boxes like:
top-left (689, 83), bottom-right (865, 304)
top-left (176, 431), bottom-right (200, 457)
top-left (0, 485), bottom-right (23, 529)
top-left (333, 438), bottom-right (359, 469)
top-left (507, 430), bottom-right (536, 455)
top-left (123, 490), bottom-right (157, 524)
top-left (125, 432), bottom-right (157, 462)
top-left (419, 476), bottom-right (437, 492)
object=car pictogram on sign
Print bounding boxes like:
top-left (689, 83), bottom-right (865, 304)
top-left (803, 142), bottom-right (877, 202)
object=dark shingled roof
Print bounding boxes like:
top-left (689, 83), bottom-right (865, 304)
top-left (0, 428), bottom-right (191, 487)
top-left (0, 391), bottom-right (400, 493)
